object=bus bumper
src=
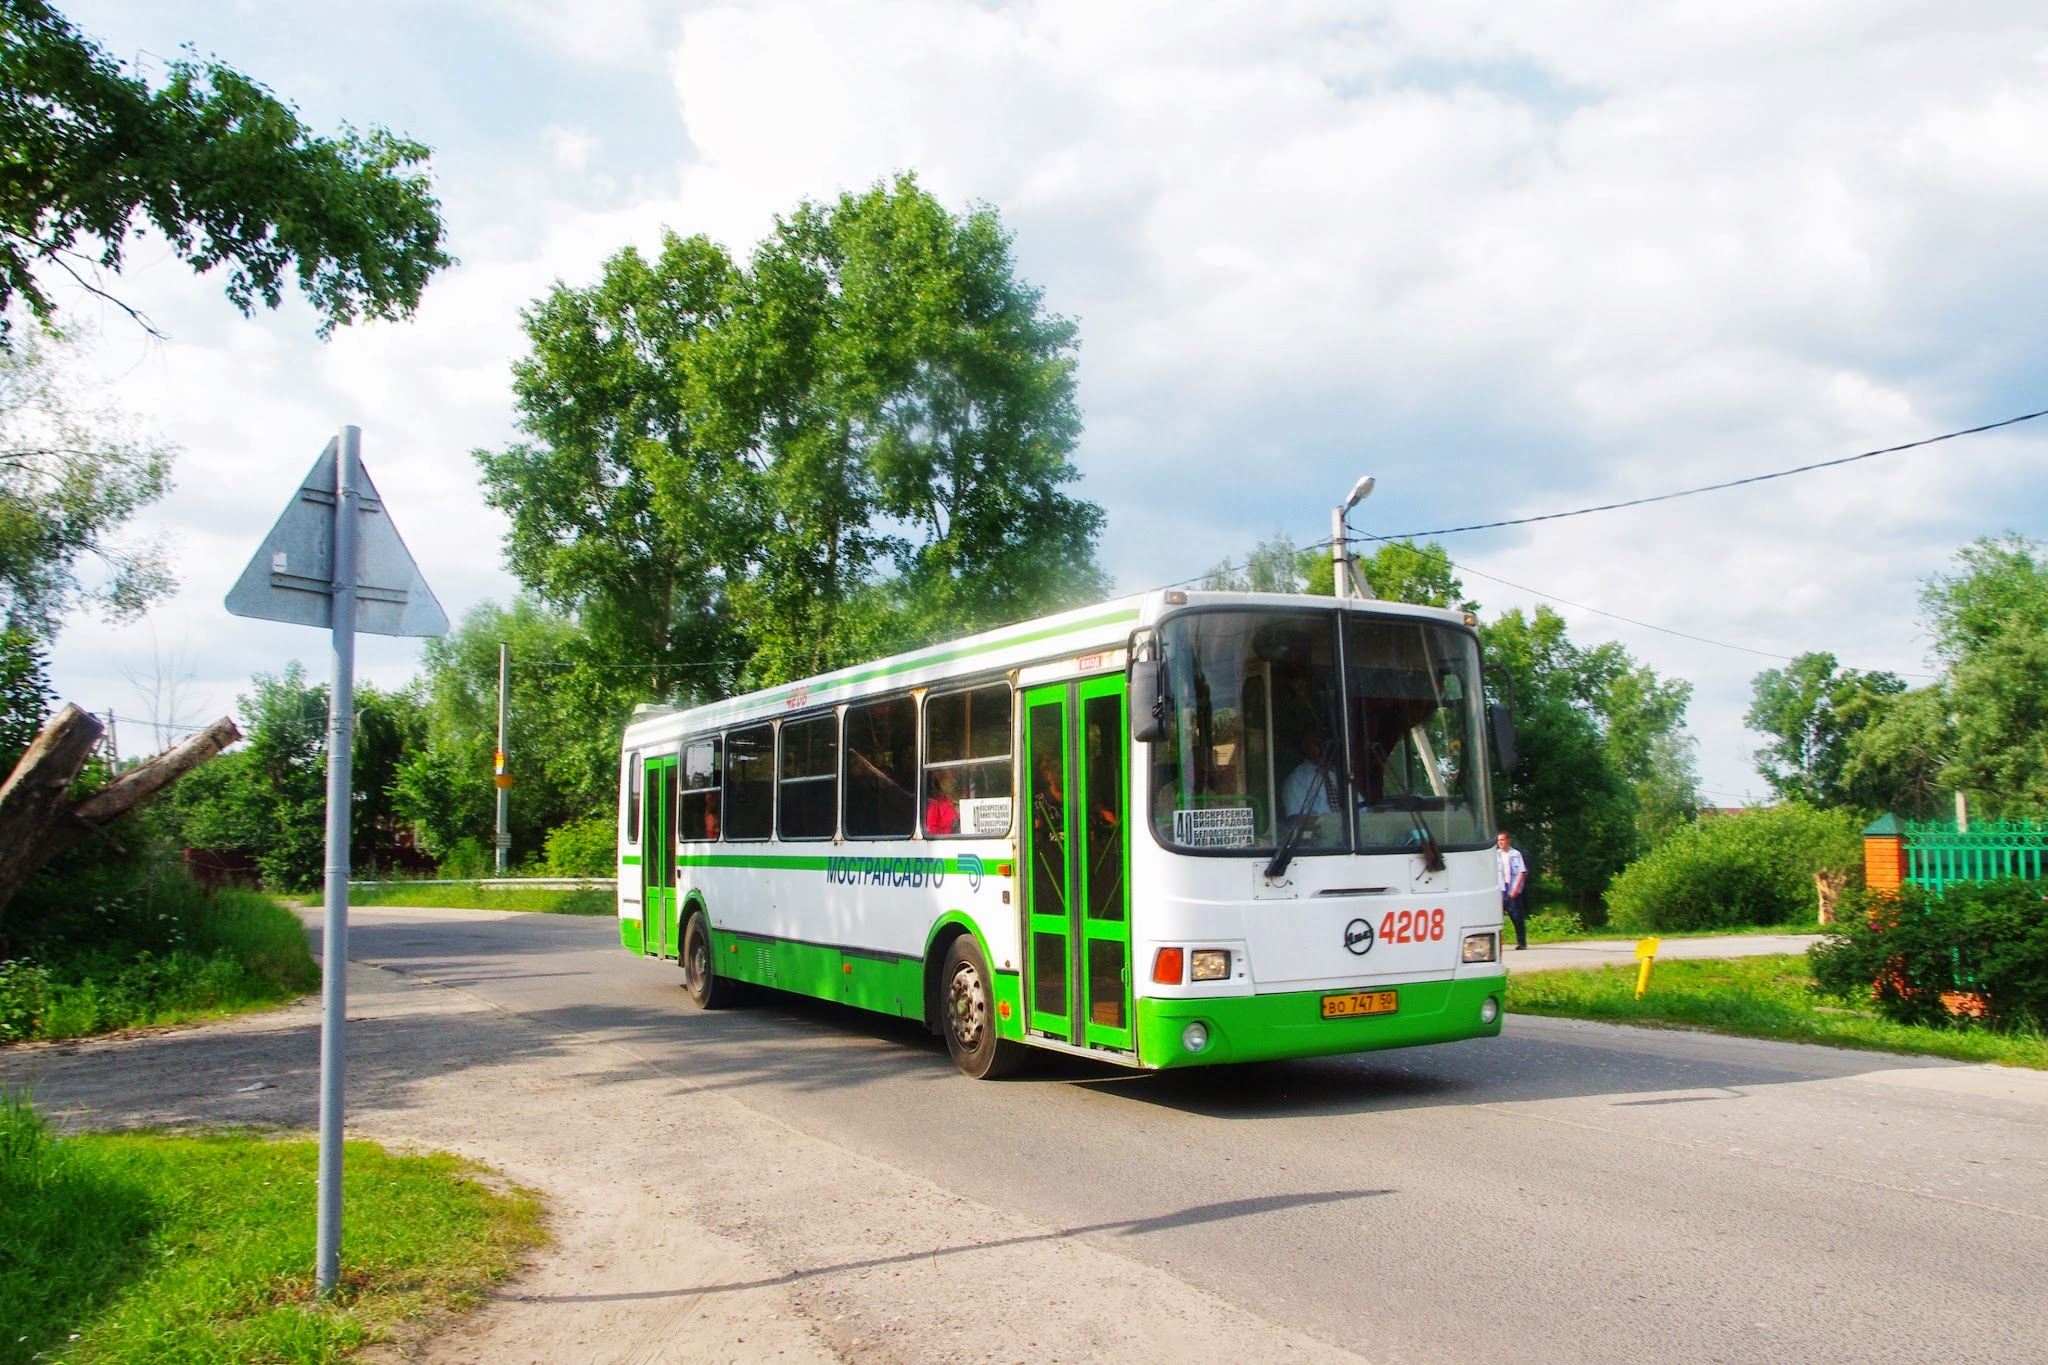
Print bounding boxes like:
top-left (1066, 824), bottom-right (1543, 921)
top-left (1134, 974), bottom-right (1507, 1068)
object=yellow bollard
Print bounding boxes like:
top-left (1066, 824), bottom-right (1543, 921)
top-left (1633, 936), bottom-right (1661, 999)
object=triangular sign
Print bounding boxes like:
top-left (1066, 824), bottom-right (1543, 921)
top-left (225, 438), bottom-right (450, 637)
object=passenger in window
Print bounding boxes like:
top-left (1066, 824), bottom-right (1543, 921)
top-left (926, 769), bottom-right (960, 835)
top-left (1281, 718), bottom-right (1342, 843)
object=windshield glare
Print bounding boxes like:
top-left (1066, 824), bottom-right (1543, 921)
top-left (1148, 609), bottom-right (1495, 856)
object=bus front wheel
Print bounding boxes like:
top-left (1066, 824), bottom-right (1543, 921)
top-left (941, 935), bottom-right (1023, 1079)
top-left (682, 911), bottom-right (739, 1010)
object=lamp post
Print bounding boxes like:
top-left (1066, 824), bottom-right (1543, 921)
top-left (1331, 475), bottom-right (1376, 600)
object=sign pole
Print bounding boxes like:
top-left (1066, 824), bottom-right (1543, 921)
top-left (314, 425), bottom-right (361, 1297)
top-left (495, 641), bottom-right (510, 874)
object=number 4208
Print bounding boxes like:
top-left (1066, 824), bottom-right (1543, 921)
top-left (1382, 908), bottom-right (1444, 944)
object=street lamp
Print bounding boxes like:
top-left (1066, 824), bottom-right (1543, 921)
top-left (1332, 475), bottom-right (1376, 600)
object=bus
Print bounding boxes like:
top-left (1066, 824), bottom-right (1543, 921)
top-left (615, 589), bottom-right (1514, 1078)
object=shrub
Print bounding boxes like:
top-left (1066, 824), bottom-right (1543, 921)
top-left (544, 813), bottom-right (615, 876)
top-left (1605, 803), bottom-right (1862, 933)
top-left (439, 837), bottom-right (490, 879)
top-left (1525, 909), bottom-right (1586, 941)
top-left (1810, 879), bottom-right (2048, 1031)
top-left (0, 960), bottom-right (49, 1042)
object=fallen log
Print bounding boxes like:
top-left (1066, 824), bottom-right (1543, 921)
top-left (0, 706), bottom-right (242, 936)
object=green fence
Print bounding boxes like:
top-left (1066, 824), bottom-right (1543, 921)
top-left (1903, 820), bottom-right (2048, 893)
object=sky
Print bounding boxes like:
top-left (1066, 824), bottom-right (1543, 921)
top-left (35, 0), bottom-right (2048, 805)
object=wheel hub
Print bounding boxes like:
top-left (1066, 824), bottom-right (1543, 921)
top-left (948, 964), bottom-right (987, 1050)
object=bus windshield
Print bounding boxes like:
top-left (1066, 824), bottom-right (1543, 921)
top-left (1148, 608), bottom-right (1495, 855)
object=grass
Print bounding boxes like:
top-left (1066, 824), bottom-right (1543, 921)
top-left (0, 1091), bottom-right (544, 1365)
top-left (322, 882), bottom-right (614, 916)
top-left (1507, 953), bottom-right (2048, 1070)
top-left (3, 886), bottom-right (319, 1045)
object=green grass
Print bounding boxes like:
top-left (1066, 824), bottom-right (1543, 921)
top-left (3, 888), bottom-right (319, 1044)
top-left (1507, 954), bottom-right (2048, 1069)
top-left (0, 1092), bottom-right (544, 1365)
top-left (323, 882), bottom-right (614, 916)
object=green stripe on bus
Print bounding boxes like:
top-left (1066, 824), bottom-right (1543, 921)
top-left (675, 852), bottom-right (1001, 875)
top-left (620, 855), bottom-right (642, 865)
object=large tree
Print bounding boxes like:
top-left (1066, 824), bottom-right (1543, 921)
top-left (0, 0), bottom-right (450, 342)
top-left (480, 175), bottom-right (1107, 694)
top-left (477, 233), bottom-right (747, 705)
top-left (1746, 652), bottom-right (1907, 808)
top-left (1921, 533), bottom-right (2048, 816)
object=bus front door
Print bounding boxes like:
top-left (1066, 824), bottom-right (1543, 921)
top-left (641, 754), bottom-right (677, 957)
top-left (1022, 678), bottom-right (1132, 1052)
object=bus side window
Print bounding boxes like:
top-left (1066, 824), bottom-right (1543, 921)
top-left (844, 696), bottom-right (916, 839)
top-left (924, 684), bottom-right (1013, 838)
top-left (625, 753), bottom-right (641, 844)
top-left (724, 724), bottom-right (774, 840)
top-left (779, 713), bottom-right (839, 840)
top-left (678, 737), bottom-right (722, 841)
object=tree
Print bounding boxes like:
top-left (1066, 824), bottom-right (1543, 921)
top-left (701, 176), bottom-right (1105, 680)
top-left (1746, 652), bottom-right (1907, 807)
top-left (480, 175), bottom-right (1107, 694)
top-left (1921, 534), bottom-right (2048, 818)
top-left (1480, 606), bottom-right (1640, 910)
top-left (0, 0), bottom-right (452, 343)
top-left (1203, 534), bottom-right (1476, 610)
top-left (477, 233), bottom-right (747, 707)
top-left (1839, 685), bottom-right (1952, 821)
top-left (0, 329), bottom-right (172, 635)
top-left (168, 664), bottom-right (421, 888)
top-left (392, 600), bottom-right (631, 864)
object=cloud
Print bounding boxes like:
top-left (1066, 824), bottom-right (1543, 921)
top-left (39, 0), bottom-right (2048, 805)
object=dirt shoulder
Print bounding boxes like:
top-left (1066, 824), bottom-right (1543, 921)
top-left (1, 909), bottom-right (1361, 1364)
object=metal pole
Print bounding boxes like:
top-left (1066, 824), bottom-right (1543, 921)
top-left (1331, 505), bottom-right (1348, 601)
top-left (315, 425), bottom-right (360, 1297)
top-left (495, 642), bottom-right (510, 875)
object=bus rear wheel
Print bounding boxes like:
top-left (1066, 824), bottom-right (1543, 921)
top-left (941, 935), bottom-right (1023, 1079)
top-left (682, 911), bottom-right (739, 1010)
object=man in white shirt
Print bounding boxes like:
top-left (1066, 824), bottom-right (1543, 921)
top-left (1280, 719), bottom-right (1339, 843)
top-left (1497, 829), bottom-right (1529, 950)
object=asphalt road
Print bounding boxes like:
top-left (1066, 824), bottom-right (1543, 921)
top-left (11, 907), bottom-right (2043, 1363)
top-left (310, 908), bottom-right (2046, 1365)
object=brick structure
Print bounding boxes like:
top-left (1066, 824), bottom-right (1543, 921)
top-left (1862, 813), bottom-right (1907, 897)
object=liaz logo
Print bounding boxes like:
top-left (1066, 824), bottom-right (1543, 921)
top-left (1343, 917), bottom-right (1375, 955)
top-left (959, 853), bottom-right (984, 892)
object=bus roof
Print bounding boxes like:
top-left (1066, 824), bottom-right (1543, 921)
top-left (620, 589), bottom-right (1472, 749)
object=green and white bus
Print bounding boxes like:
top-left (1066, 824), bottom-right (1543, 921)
top-left (616, 589), bottom-right (1514, 1077)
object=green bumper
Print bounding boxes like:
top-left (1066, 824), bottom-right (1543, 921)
top-left (1135, 974), bottom-right (1506, 1068)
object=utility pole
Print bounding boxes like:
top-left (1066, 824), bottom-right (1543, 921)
top-left (494, 642), bottom-right (510, 874)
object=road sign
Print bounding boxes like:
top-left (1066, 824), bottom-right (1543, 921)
top-left (225, 428), bottom-right (446, 1299)
top-left (226, 438), bottom-right (449, 637)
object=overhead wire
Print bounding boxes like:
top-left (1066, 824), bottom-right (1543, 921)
top-left (1377, 405), bottom-right (2048, 541)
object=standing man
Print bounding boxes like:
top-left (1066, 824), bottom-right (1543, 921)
top-left (1497, 829), bottom-right (1529, 951)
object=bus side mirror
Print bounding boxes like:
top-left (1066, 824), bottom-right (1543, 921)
top-left (1489, 702), bottom-right (1518, 773)
top-left (1130, 659), bottom-right (1167, 742)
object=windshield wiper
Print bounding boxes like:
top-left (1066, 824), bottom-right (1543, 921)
top-left (1265, 813), bottom-right (1309, 880)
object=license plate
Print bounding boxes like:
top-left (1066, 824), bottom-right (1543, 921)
top-left (1321, 989), bottom-right (1399, 1019)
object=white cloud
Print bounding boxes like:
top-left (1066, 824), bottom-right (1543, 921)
top-left (37, 0), bottom-right (2048, 808)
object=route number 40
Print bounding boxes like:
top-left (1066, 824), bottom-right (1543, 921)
top-left (1382, 908), bottom-right (1445, 944)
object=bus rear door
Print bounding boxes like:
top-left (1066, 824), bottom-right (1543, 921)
top-left (641, 753), bottom-right (677, 957)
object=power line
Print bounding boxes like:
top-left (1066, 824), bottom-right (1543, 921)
top-left (1378, 405), bottom-right (2048, 541)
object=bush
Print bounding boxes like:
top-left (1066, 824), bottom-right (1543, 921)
top-left (1605, 803), bottom-right (1862, 933)
top-left (0, 871), bottom-right (317, 1043)
top-left (1810, 879), bottom-right (2048, 1031)
top-left (1525, 908), bottom-right (1586, 941)
top-left (544, 813), bottom-right (615, 876)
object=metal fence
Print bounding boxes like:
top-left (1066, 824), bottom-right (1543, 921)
top-left (1903, 820), bottom-right (2048, 894)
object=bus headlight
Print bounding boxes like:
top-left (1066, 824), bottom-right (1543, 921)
top-left (1462, 932), bottom-right (1498, 964)
top-left (1182, 1021), bottom-right (1211, 1053)
top-left (1480, 996), bottom-right (1500, 1025)
top-left (1190, 949), bottom-right (1231, 981)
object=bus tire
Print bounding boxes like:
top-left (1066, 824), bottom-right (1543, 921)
top-left (682, 911), bottom-right (739, 1010)
top-left (941, 935), bottom-right (1023, 1079)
